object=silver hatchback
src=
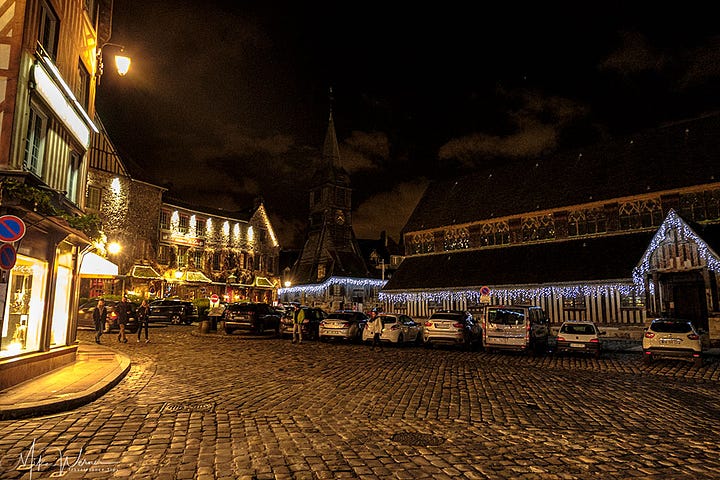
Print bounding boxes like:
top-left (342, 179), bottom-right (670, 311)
top-left (319, 311), bottom-right (369, 342)
top-left (423, 310), bottom-right (482, 350)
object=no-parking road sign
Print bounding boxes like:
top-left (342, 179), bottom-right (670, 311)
top-left (0, 215), bottom-right (26, 242)
top-left (0, 244), bottom-right (17, 270)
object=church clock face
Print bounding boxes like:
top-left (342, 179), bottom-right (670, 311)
top-left (335, 209), bottom-right (345, 225)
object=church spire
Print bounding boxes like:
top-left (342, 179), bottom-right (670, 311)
top-left (322, 87), bottom-right (341, 169)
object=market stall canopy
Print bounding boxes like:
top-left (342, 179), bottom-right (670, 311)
top-left (80, 252), bottom-right (118, 277)
top-left (254, 276), bottom-right (275, 288)
top-left (164, 270), bottom-right (213, 283)
top-left (128, 265), bottom-right (163, 280)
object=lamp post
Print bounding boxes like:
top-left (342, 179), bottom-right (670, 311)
top-left (96, 42), bottom-right (131, 84)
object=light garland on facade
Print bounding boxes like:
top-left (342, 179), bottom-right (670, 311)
top-left (632, 209), bottom-right (720, 292)
top-left (379, 282), bottom-right (639, 303)
top-left (279, 276), bottom-right (387, 296)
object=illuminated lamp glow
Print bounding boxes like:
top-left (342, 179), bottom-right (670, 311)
top-left (111, 177), bottom-right (121, 194)
top-left (222, 221), bottom-right (230, 237)
top-left (115, 55), bottom-right (131, 76)
top-left (33, 63), bottom-right (92, 147)
top-left (247, 226), bottom-right (254, 242)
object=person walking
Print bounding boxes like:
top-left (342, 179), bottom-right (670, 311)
top-left (291, 304), bottom-right (305, 344)
top-left (93, 299), bottom-right (107, 344)
top-left (117, 296), bottom-right (130, 343)
top-left (369, 310), bottom-right (384, 351)
top-left (136, 299), bottom-right (150, 343)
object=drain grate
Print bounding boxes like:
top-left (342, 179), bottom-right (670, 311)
top-left (391, 432), bottom-right (445, 446)
top-left (159, 402), bottom-right (215, 413)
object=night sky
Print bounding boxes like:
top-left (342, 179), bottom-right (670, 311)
top-left (96, 2), bottom-right (720, 249)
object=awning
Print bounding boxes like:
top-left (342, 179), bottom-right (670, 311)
top-left (80, 252), bottom-right (118, 277)
top-left (128, 265), bottom-right (163, 280)
top-left (254, 276), bottom-right (275, 288)
top-left (163, 270), bottom-right (213, 284)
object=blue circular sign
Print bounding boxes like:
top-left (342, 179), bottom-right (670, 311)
top-left (0, 215), bottom-right (26, 242)
top-left (0, 243), bottom-right (17, 270)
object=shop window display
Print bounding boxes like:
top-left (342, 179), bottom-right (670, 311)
top-left (1, 256), bottom-right (47, 357)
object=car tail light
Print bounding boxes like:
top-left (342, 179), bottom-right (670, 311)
top-left (556, 336), bottom-right (566, 342)
top-left (453, 322), bottom-right (463, 328)
top-left (342, 322), bottom-right (350, 328)
top-left (589, 338), bottom-right (600, 343)
top-left (425, 321), bottom-right (433, 327)
top-left (319, 321), bottom-right (326, 327)
top-left (692, 352), bottom-right (700, 358)
top-left (687, 333), bottom-right (699, 340)
top-left (644, 332), bottom-right (655, 339)
top-left (525, 321), bottom-right (530, 341)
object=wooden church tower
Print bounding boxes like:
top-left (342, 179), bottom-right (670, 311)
top-left (291, 110), bottom-right (369, 285)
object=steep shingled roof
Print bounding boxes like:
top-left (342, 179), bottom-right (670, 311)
top-left (403, 113), bottom-right (720, 234)
top-left (383, 232), bottom-right (655, 291)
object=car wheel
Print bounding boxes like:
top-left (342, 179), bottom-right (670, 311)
top-left (397, 334), bottom-right (404, 346)
top-left (224, 327), bottom-right (234, 335)
top-left (257, 321), bottom-right (265, 335)
top-left (171, 314), bottom-right (180, 325)
top-left (694, 355), bottom-right (703, 368)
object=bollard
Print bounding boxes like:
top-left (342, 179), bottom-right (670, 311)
top-left (199, 320), bottom-right (210, 334)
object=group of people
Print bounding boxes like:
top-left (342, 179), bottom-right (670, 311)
top-left (93, 297), bottom-right (150, 344)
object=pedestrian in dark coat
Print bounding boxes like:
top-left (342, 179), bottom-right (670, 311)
top-left (93, 299), bottom-right (107, 344)
top-left (137, 300), bottom-right (150, 343)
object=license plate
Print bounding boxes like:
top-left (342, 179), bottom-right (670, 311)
top-left (570, 343), bottom-right (585, 348)
top-left (661, 338), bottom-right (681, 344)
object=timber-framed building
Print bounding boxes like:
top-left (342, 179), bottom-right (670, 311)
top-left (382, 113), bottom-right (720, 341)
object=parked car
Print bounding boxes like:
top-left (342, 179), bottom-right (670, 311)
top-left (223, 302), bottom-right (282, 335)
top-left (555, 320), bottom-right (604, 358)
top-left (361, 314), bottom-right (422, 346)
top-left (77, 298), bottom-right (138, 333)
top-left (280, 307), bottom-right (327, 340)
top-left (319, 311), bottom-right (369, 342)
top-left (642, 317), bottom-right (704, 367)
top-left (148, 299), bottom-right (197, 325)
top-left (482, 305), bottom-right (549, 355)
top-left (423, 310), bottom-right (482, 350)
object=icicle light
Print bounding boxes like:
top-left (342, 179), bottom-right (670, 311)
top-left (279, 276), bottom-right (387, 295)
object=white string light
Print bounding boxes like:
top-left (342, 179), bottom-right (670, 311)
top-left (279, 276), bottom-right (387, 296)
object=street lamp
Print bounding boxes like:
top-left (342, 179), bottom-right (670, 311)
top-left (96, 42), bottom-right (131, 84)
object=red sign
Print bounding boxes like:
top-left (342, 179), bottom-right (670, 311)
top-left (210, 294), bottom-right (219, 303)
top-left (0, 244), bottom-right (17, 270)
top-left (0, 215), bottom-right (26, 242)
top-left (480, 285), bottom-right (491, 296)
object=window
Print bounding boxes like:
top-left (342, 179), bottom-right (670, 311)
top-left (77, 61), bottom-right (91, 110)
top-left (158, 245), bottom-right (170, 264)
top-left (86, 185), bottom-right (102, 211)
top-left (568, 208), bottom-right (607, 237)
top-left (177, 247), bottom-right (188, 267)
top-left (23, 107), bottom-right (47, 177)
top-left (160, 210), bottom-right (170, 230)
top-left (192, 250), bottom-right (203, 269)
top-left (66, 152), bottom-right (81, 204)
top-left (38, 0), bottom-right (59, 59)
top-left (521, 214), bottom-right (555, 242)
top-left (620, 291), bottom-right (645, 309)
top-left (563, 295), bottom-right (587, 310)
top-left (443, 227), bottom-right (470, 251)
top-left (411, 232), bottom-right (435, 254)
top-left (178, 215), bottom-right (189, 234)
top-left (479, 221), bottom-right (510, 247)
top-left (1, 256), bottom-right (48, 357)
top-left (196, 219), bottom-right (206, 237)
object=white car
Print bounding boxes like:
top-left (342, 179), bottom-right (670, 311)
top-left (643, 318), bottom-right (704, 367)
top-left (361, 314), bottom-right (422, 346)
top-left (319, 311), bottom-right (369, 342)
top-left (555, 321), bottom-right (604, 358)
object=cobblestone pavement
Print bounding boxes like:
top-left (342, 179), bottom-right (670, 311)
top-left (1, 325), bottom-right (719, 479)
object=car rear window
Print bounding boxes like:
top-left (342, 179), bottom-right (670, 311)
top-left (560, 323), bottom-right (596, 335)
top-left (487, 308), bottom-right (525, 325)
top-left (227, 304), bottom-right (255, 312)
top-left (380, 317), bottom-right (397, 325)
top-left (651, 320), bottom-right (692, 333)
top-left (430, 313), bottom-right (462, 321)
top-left (328, 313), bottom-right (354, 321)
